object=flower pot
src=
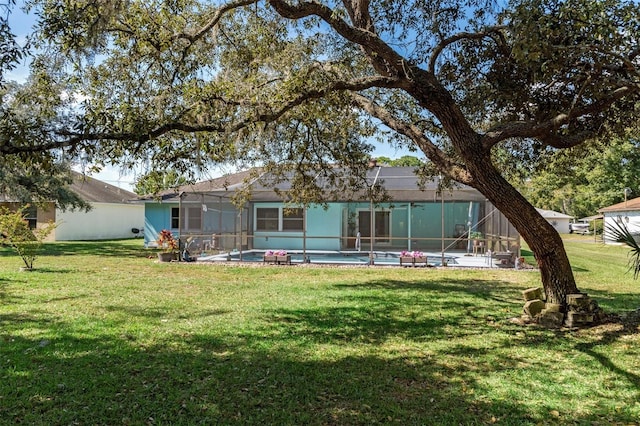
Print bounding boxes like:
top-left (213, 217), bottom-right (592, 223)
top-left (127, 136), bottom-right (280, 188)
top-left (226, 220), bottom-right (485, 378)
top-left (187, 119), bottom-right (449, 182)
top-left (158, 252), bottom-right (176, 262)
top-left (263, 255), bottom-right (277, 263)
top-left (400, 256), bottom-right (427, 267)
top-left (400, 256), bottom-right (414, 266)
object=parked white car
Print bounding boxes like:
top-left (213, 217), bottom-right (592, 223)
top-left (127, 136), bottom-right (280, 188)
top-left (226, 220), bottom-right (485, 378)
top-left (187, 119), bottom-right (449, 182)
top-left (569, 221), bottom-right (590, 234)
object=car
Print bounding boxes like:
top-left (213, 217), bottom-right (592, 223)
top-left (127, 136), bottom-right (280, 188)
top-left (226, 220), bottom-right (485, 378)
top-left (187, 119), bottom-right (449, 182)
top-left (569, 221), bottom-right (590, 234)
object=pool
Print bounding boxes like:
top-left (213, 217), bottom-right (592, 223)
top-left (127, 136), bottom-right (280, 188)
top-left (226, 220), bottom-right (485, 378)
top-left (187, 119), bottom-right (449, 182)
top-left (199, 250), bottom-right (457, 266)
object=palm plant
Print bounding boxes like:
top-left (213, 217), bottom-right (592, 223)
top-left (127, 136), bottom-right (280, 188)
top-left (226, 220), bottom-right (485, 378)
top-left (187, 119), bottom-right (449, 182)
top-left (605, 220), bottom-right (640, 279)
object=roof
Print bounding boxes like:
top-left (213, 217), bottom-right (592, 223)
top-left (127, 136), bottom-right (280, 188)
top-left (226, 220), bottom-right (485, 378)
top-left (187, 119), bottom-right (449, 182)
top-left (598, 197), bottom-right (640, 213)
top-left (580, 214), bottom-right (604, 222)
top-left (148, 169), bottom-right (260, 202)
top-left (146, 167), bottom-right (486, 203)
top-left (70, 172), bottom-right (138, 204)
top-left (0, 171), bottom-right (138, 204)
top-left (535, 208), bottom-right (573, 220)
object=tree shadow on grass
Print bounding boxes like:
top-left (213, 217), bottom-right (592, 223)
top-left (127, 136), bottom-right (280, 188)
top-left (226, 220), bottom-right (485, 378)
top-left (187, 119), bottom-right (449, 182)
top-left (3, 322), bottom-right (638, 425)
top-left (578, 287), bottom-right (640, 313)
top-left (23, 267), bottom-right (76, 274)
top-left (0, 331), bottom-right (540, 425)
top-left (3, 274), bottom-right (639, 424)
top-left (260, 277), bottom-right (518, 342)
top-left (571, 265), bottom-right (590, 272)
top-left (574, 311), bottom-right (640, 388)
top-left (37, 240), bottom-right (149, 258)
top-left (0, 278), bottom-right (27, 304)
top-left (100, 304), bottom-right (232, 320)
top-left (335, 277), bottom-right (526, 307)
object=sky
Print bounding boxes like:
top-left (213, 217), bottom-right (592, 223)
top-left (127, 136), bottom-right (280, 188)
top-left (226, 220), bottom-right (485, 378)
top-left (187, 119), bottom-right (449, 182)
top-left (6, 1), bottom-right (417, 191)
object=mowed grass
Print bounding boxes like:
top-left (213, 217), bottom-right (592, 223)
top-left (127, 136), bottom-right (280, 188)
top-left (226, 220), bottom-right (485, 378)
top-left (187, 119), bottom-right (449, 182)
top-left (1, 239), bottom-right (639, 425)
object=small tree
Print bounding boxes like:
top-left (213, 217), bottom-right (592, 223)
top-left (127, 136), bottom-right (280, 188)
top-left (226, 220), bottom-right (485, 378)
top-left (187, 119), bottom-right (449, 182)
top-left (0, 206), bottom-right (56, 270)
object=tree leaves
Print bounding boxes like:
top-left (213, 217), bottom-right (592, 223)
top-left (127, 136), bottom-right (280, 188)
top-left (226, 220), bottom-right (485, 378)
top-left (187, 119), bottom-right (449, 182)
top-left (605, 219), bottom-right (640, 279)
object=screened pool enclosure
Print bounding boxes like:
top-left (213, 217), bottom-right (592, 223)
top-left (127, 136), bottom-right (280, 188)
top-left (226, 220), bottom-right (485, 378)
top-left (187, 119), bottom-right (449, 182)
top-left (142, 167), bottom-right (520, 260)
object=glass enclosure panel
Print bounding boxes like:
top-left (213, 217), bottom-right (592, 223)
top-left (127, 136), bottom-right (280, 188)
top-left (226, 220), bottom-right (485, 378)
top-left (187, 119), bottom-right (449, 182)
top-left (187, 207), bottom-right (202, 231)
top-left (358, 210), bottom-right (371, 238)
top-left (375, 211), bottom-right (390, 243)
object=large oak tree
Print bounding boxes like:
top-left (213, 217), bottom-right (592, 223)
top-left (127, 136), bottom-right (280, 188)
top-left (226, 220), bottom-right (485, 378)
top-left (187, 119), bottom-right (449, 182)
top-left (2, 0), bottom-right (639, 309)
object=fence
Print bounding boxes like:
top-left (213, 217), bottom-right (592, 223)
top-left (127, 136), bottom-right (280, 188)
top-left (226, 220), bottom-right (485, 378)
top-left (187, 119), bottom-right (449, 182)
top-left (177, 232), bottom-right (521, 258)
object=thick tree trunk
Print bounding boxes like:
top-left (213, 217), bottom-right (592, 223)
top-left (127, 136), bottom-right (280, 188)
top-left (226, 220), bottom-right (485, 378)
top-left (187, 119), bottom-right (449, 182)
top-left (467, 161), bottom-right (580, 306)
top-left (408, 75), bottom-right (582, 307)
top-left (368, 54), bottom-right (582, 308)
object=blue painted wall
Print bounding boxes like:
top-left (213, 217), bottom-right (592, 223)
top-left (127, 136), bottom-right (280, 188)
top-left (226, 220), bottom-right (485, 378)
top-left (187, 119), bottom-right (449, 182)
top-left (144, 200), bottom-right (483, 252)
top-left (252, 203), bottom-right (343, 250)
top-left (144, 203), bottom-right (176, 247)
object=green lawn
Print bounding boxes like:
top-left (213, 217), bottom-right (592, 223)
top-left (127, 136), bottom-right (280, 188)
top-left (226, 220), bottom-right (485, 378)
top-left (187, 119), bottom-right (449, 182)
top-left (1, 239), bottom-right (639, 425)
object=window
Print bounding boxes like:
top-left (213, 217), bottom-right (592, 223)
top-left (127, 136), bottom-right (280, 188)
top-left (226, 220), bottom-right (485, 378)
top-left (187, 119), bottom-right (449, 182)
top-left (25, 205), bottom-right (37, 229)
top-left (282, 208), bottom-right (304, 231)
top-left (256, 208), bottom-right (279, 231)
top-left (171, 207), bottom-right (202, 230)
top-left (171, 208), bottom-right (180, 229)
top-left (256, 207), bottom-right (304, 232)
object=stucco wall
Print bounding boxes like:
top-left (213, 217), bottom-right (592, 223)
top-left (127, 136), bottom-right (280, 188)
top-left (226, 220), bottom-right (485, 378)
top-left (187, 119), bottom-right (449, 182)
top-left (545, 218), bottom-right (571, 234)
top-left (38, 204), bottom-right (57, 241)
top-left (55, 203), bottom-right (144, 240)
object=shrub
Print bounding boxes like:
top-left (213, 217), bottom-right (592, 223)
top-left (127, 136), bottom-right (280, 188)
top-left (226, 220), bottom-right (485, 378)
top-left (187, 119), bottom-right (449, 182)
top-left (156, 229), bottom-right (178, 253)
top-left (0, 206), bottom-right (56, 270)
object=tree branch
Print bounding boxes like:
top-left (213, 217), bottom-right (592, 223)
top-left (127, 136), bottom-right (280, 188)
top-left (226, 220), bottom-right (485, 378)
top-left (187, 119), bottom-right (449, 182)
top-left (351, 93), bottom-right (470, 183)
top-left (181, 0), bottom-right (259, 44)
top-left (267, 0), bottom-right (412, 81)
top-left (428, 26), bottom-right (508, 73)
top-left (0, 138), bottom-right (77, 155)
top-left (2, 75), bottom-right (402, 155)
top-left (482, 85), bottom-right (639, 149)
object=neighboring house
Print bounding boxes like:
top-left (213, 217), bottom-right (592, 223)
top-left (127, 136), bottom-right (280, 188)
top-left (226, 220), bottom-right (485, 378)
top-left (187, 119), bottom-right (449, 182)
top-left (535, 208), bottom-right (573, 234)
top-left (0, 172), bottom-right (144, 241)
top-left (142, 167), bottom-right (520, 254)
top-left (598, 197), bottom-right (640, 244)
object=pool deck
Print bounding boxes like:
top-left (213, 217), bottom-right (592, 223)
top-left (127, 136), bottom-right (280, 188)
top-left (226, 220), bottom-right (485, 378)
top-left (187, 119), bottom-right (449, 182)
top-left (197, 250), bottom-right (519, 269)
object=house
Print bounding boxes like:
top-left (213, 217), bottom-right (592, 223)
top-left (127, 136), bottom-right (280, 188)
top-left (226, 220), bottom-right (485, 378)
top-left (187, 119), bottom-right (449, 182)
top-left (598, 197), bottom-right (640, 243)
top-left (0, 172), bottom-right (144, 241)
top-left (535, 208), bottom-right (573, 234)
top-left (141, 167), bottom-right (520, 255)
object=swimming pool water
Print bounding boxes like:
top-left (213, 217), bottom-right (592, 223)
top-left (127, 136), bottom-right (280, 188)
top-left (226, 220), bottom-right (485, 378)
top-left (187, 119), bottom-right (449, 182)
top-left (203, 250), bottom-right (456, 266)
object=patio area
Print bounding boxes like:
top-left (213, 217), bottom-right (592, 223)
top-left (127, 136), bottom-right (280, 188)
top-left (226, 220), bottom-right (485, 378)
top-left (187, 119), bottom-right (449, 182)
top-left (197, 249), bottom-right (522, 268)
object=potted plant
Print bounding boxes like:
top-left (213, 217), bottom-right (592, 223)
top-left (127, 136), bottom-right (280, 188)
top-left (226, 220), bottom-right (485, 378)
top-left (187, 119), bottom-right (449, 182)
top-left (469, 231), bottom-right (485, 255)
top-left (156, 229), bottom-right (178, 262)
top-left (264, 249), bottom-right (291, 265)
top-left (399, 250), bottom-right (427, 266)
top-left (468, 231), bottom-right (482, 240)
